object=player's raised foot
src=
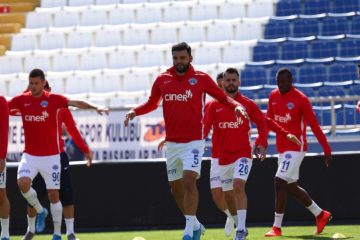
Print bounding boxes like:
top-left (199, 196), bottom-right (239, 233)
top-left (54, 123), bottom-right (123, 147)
top-left (35, 208), bottom-right (48, 233)
top-left (192, 224), bottom-right (205, 240)
top-left (52, 234), bottom-right (62, 240)
top-left (315, 210), bottom-right (332, 234)
top-left (225, 217), bottom-right (235, 237)
top-left (234, 229), bottom-right (247, 240)
top-left (182, 235), bottom-right (192, 240)
top-left (265, 227), bottom-right (282, 237)
top-left (22, 231), bottom-right (35, 240)
top-left (67, 233), bottom-right (79, 240)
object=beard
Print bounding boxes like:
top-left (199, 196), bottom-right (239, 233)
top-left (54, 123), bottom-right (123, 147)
top-left (225, 85), bottom-right (238, 94)
top-left (175, 63), bottom-right (190, 73)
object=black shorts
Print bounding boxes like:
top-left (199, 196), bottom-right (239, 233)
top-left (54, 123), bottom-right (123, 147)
top-left (31, 152), bottom-right (74, 206)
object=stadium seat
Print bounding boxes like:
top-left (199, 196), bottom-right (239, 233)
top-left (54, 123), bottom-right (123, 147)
top-left (108, 6), bottom-right (137, 25)
top-left (39, 32), bottom-right (66, 50)
top-left (137, 44), bottom-right (171, 67)
top-left (163, 2), bottom-right (192, 22)
top-left (349, 84), bottom-right (360, 95)
top-left (318, 85), bottom-right (346, 96)
top-left (240, 65), bottom-right (267, 86)
top-left (275, 0), bottom-right (301, 16)
top-left (257, 87), bottom-right (273, 99)
top-left (150, 22), bottom-right (180, 44)
top-left (46, 71), bottom-right (72, 93)
top-left (281, 40), bottom-right (309, 60)
top-left (292, 17), bottom-right (321, 37)
top-left (328, 63), bottom-right (357, 82)
top-left (122, 67), bottom-right (157, 92)
top-left (54, 11), bottom-right (81, 27)
top-left (0, 55), bottom-right (23, 74)
top-left (336, 105), bottom-right (360, 125)
top-left (332, 0), bottom-right (360, 13)
top-left (67, 30), bottom-right (94, 49)
top-left (8, 74), bottom-right (29, 97)
top-left (136, 3), bottom-right (164, 24)
top-left (192, 42), bottom-right (223, 65)
top-left (97, 69), bottom-right (126, 92)
top-left (296, 87), bottom-right (317, 97)
top-left (218, 0), bottom-right (246, 19)
top-left (11, 33), bottom-right (38, 51)
top-left (95, 0), bottom-right (120, 4)
top-left (178, 21), bottom-right (207, 43)
top-left (41, 0), bottom-right (67, 8)
top-left (222, 40), bottom-right (255, 63)
top-left (80, 51), bottom-right (107, 70)
top-left (108, 46), bottom-right (138, 69)
top-left (299, 64), bottom-right (328, 83)
top-left (234, 18), bottom-right (266, 41)
top-left (24, 54), bottom-right (52, 73)
top-left (253, 40), bottom-right (282, 61)
top-left (123, 24), bottom-right (152, 46)
top-left (26, 12), bottom-right (53, 29)
top-left (207, 19), bottom-right (235, 42)
top-left (264, 18), bottom-right (291, 39)
top-left (239, 88), bottom-right (257, 99)
top-left (309, 39), bottom-right (338, 58)
top-left (94, 26), bottom-right (122, 47)
top-left (313, 105), bottom-right (333, 126)
top-left (303, 0), bottom-right (330, 15)
top-left (248, 0), bottom-right (275, 18)
top-left (68, 0), bottom-right (94, 6)
top-left (81, 9), bottom-right (108, 26)
top-left (339, 37), bottom-right (360, 57)
top-left (321, 16), bottom-right (351, 36)
top-left (65, 70), bottom-right (98, 94)
top-left (53, 52), bottom-right (81, 72)
top-left (190, 1), bottom-right (219, 21)
top-left (350, 15), bottom-right (360, 34)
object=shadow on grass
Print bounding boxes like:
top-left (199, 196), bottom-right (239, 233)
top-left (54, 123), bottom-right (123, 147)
top-left (284, 235), bottom-right (353, 240)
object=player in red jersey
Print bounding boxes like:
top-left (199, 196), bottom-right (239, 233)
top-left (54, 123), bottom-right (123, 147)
top-left (0, 96), bottom-right (10, 240)
top-left (22, 82), bottom-right (92, 240)
top-left (264, 68), bottom-right (332, 237)
top-left (124, 43), bottom-right (247, 240)
top-left (8, 69), bottom-right (108, 240)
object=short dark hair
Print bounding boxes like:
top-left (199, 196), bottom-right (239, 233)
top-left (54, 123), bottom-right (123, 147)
top-left (172, 42), bottom-right (191, 56)
top-left (224, 67), bottom-right (240, 76)
top-left (216, 72), bottom-right (224, 80)
top-left (277, 68), bottom-right (292, 79)
top-left (29, 69), bottom-right (45, 80)
top-left (44, 81), bottom-right (50, 90)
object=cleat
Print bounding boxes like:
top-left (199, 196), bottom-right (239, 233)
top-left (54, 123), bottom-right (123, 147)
top-left (192, 224), bottom-right (205, 240)
top-left (265, 227), bottom-right (282, 237)
top-left (315, 210), bottom-right (332, 234)
top-left (182, 235), bottom-right (192, 240)
top-left (67, 233), bottom-right (79, 240)
top-left (22, 231), bottom-right (35, 240)
top-left (224, 217), bottom-right (235, 237)
top-left (234, 229), bottom-right (247, 240)
top-left (52, 234), bottom-right (62, 240)
top-left (1, 238), bottom-right (10, 240)
top-left (35, 208), bottom-right (48, 233)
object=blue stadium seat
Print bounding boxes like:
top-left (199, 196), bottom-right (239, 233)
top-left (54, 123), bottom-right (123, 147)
top-left (309, 39), bottom-right (338, 58)
top-left (332, 0), bottom-right (360, 13)
top-left (253, 42), bottom-right (280, 61)
top-left (257, 87), bottom-right (273, 99)
top-left (299, 64), bottom-right (328, 83)
top-left (264, 19), bottom-right (290, 39)
top-left (313, 106), bottom-right (332, 126)
top-left (297, 87), bottom-right (317, 97)
top-left (303, 0), bottom-right (331, 15)
top-left (349, 84), bottom-right (360, 95)
top-left (339, 37), bottom-right (360, 57)
top-left (281, 41), bottom-right (309, 60)
top-left (328, 63), bottom-right (358, 82)
top-left (240, 66), bottom-right (267, 86)
top-left (321, 16), bottom-right (351, 36)
top-left (276, 0), bottom-right (301, 16)
top-left (292, 18), bottom-right (320, 37)
top-left (240, 89), bottom-right (257, 99)
top-left (350, 15), bottom-right (360, 34)
top-left (318, 85), bottom-right (346, 96)
top-left (336, 105), bottom-right (360, 125)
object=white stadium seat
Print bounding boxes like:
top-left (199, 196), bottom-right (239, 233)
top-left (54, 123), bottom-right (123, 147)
top-left (108, 5), bottom-right (137, 25)
top-left (45, 71), bottom-right (73, 93)
top-left (207, 19), bottom-right (236, 42)
top-left (41, 0), bottom-right (66, 8)
top-left (8, 73), bottom-right (29, 97)
top-left (190, 1), bottom-right (220, 21)
top-left (192, 42), bottom-right (224, 65)
top-left (94, 26), bottom-right (122, 47)
top-left (178, 21), bottom-right (208, 43)
top-left (95, 0), bottom-right (120, 4)
top-left (23, 54), bottom-right (52, 73)
top-left (26, 12), bottom-right (53, 29)
top-left (222, 40), bottom-right (256, 63)
top-left (122, 24), bottom-right (153, 45)
top-left (80, 51), bottom-right (108, 70)
top-left (95, 69), bottom-right (124, 92)
top-left (163, 2), bottom-right (192, 22)
top-left (65, 70), bottom-right (99, 94)
top-left (68, 0), bottom-right (94, 6)
top-left (137, 44), bottom-right (171, 67)
top-left (67, 30), bottom-right (94, 48)
top-left (11, 33), bottom-right (38, 51)
top-left (150, 22), bottom-right (180, 44)
top-left (248, 0), bottom-right (275, 17)
top-left (53, 52), bottom-right (81, 72)
top-left (108, 46), bottom-right (138, 69)
top-left (235, 18), bottom-right (267, 41)
top-left (122, 67), bottom-right (158, 91)
top-left (54, 11), bottom-right (80, 27)
top-left (0, 74), bottom-right (12, 96)
top-left (0, 56), bottom-right (23, 74)
top-left (39, 32), bottom-right (66, 50)
top-left (136, 3), bottom-right (164, 24)
top-left (81, 9), bottom-right (108, 26)
top-left (219, 0), bottom-right (247, 19)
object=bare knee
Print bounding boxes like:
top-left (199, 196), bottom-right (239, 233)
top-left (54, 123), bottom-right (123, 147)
top-left (233, 179), bottom-right (246, 194)
top-left (0, 189), bottom-right (7, 204)
top-left (17, 177), bottom-right (31, 193)
top-left (182, 171), bottom-right (197, 191)
top-left (211, 188), bottom-right (224, 203)
top-left (274, 177), bottom-right (288, 193)
top-left (47, 189), bottom-right (59, 203)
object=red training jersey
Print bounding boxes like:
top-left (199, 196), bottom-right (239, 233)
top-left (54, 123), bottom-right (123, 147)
top-left (205, 101), bottom-right (220, 158)
top-left (204, 93), bottom-right (268, 165)
top-left (267, 87), bottom-right (331, 154)
top-left (59, 108), bottom-right (89, 154)
top-left (133, 65), bottom-right (241, 143)
top-left (8, 91), bottom-right (69, 156)
top-left (0, 96), bottom-right (9, 160)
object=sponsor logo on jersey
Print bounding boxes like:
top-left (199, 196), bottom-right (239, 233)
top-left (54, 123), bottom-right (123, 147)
top-left (240, 158), bottom-right (248, 164)
top-left (52, 164), bottom-right (59, 170)
top-left (192, 149), bottom-right (199, 155)
top-left (216, 108), bottom-right (223, 112)
top-left (218, 119), bottom-right (243, 129)
top-left (274, 113), bottom-right (291, 123)
top-left (285, 153), bottom-right (292, 159)
top-left (24, 103), bottom-right (31, 107)
top-left (287, 102), bottom-right (294, 110)
top-left (40, 100), bottom-right (49, 108)
top-left (24, 111), bottom-right (49, 122)
top-left (164, 89), bottom-right (193, 102)
top-left (188, 78), bottom-right (198, 85)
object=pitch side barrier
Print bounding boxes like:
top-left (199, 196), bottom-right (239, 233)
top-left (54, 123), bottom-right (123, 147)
top-left (5, 152), bottom-right (360, 231)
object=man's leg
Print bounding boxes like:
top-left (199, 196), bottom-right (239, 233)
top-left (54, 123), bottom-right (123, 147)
top-left (48, 189), bottom-right (62, 239)
top-left (0, 189), bottom-right (10, 240)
